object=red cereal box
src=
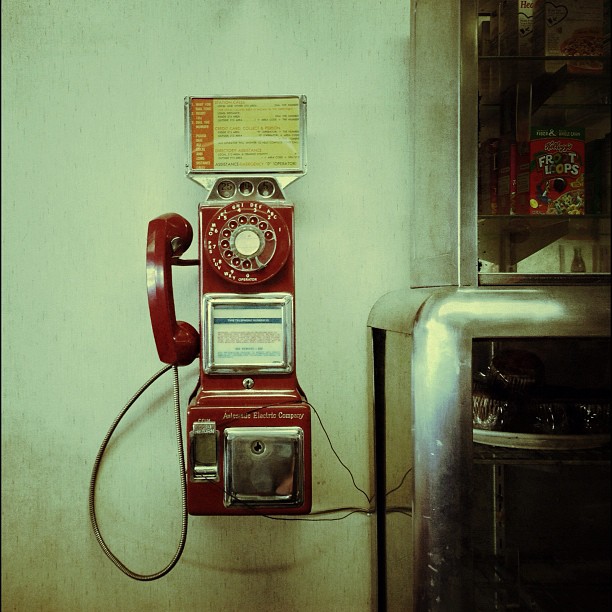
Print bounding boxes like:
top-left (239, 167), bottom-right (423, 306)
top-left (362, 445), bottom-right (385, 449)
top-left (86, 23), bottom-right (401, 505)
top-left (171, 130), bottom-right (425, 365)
top-left (528, 127), bottom-right (585, 215)
top-left (496, 140), bottom-right (531, 215)
top-left (478, 138), bottom-right (500, 214)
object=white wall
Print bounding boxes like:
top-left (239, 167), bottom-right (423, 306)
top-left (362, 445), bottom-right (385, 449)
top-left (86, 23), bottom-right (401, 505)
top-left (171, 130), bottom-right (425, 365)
top-left (1, 1), bottom-right (412, 610)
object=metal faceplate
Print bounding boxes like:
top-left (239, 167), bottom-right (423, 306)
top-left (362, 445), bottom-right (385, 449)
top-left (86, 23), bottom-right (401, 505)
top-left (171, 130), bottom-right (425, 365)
top-left (199, 176), bottom-right (292, 199)
top-left (185, 405), bottom-right (311, 515)
top-left (202, 293), bottom-right (294, 374)
top-left (190, 420), bottom-right (219, 480)
top-left (224, 426), bottom-right (304, 507)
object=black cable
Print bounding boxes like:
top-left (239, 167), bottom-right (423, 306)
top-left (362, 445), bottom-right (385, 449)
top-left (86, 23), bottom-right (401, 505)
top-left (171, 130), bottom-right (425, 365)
top-left (217, 400), bottom-right (375, 508)
top-left (308, 401), bottom-right (374, 505)
top-left (88, 364), bottom-right (188, 581)
top-left (385, 467), bottom-right (412, 498)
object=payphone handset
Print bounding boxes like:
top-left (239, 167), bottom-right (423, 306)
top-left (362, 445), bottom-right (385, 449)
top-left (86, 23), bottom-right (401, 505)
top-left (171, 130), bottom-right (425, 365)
top-left (147, 213), bottom-right (200, 366)
top-left (147, 96), bottom-right (311, 515)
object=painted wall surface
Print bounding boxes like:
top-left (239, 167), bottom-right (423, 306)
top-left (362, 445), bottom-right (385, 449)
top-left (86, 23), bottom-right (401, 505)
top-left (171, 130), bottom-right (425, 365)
top-left (1, 1), bottom-right (412, 610)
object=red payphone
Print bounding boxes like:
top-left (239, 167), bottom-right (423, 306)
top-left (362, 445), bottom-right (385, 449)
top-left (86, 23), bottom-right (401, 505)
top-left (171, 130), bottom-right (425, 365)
top-left (146, 96), bottom-right (311, 515)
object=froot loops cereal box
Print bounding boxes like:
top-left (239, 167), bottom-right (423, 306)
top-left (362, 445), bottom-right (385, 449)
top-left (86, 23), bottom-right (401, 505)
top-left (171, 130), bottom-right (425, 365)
top-left (526, 127), bottom-right (585, 215)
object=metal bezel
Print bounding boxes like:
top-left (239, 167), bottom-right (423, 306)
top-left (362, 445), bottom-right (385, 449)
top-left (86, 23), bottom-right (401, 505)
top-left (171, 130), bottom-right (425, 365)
top-left (208, 177), bottom-right (286, 203)
top-left (202, 293), bottom-right (294, 374)
top-left (223, 426), bottom-right (305, 507)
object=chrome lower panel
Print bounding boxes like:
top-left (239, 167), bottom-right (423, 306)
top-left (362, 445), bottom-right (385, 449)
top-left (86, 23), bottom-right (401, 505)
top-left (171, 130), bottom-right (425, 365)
top-left (368, 285), bottom-right (610, 610)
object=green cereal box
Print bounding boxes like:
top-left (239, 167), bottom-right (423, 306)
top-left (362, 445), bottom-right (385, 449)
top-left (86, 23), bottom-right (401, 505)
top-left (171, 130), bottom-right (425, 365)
top-left (527, 127), bottom-right (585, 215)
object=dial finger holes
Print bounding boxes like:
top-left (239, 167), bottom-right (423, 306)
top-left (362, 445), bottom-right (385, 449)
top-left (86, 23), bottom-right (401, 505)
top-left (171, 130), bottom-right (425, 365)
top-left (211, 205), bottom-right (284, 276)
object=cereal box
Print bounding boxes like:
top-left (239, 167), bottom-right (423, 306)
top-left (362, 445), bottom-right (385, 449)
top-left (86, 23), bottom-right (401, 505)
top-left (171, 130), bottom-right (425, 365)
top-left (478, 138), bottom-right (500, 214)
top-left (499, 0), bottom-right (534, 56)
top-left (499, 1), bottom-right (535, 88)
top-left (533, 0), bottom-right (604, 74)
top-left (527, 127), bottom-right (585, 215)
top-left (496, 140), bottom-right (531, 214)
top-left (605, 0), bottom-right (611, 55)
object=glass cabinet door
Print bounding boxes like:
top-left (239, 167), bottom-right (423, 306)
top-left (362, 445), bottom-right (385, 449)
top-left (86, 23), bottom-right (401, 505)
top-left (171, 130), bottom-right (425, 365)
top-left (477, 0), bottom-right (611, 285)
top-left (471, 336), bottom-right (610, 610)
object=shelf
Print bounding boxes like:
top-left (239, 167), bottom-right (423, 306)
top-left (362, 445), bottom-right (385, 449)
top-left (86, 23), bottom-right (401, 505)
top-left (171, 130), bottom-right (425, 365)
top-left (479, 216), bottom-right (569, 266)
top-left (473, 441), bottom-right (610, 465)
top-left (479, 60), bottom-right (610, 109)
top-left (478, 215), bottom-right (611, 277)
top-left (478, 273), bottom-right (611, 286)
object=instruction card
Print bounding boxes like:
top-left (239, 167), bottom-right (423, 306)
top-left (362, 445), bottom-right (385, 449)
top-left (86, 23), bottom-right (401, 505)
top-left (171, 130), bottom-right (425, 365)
top-left (188, 96), bottom-right (304, 173)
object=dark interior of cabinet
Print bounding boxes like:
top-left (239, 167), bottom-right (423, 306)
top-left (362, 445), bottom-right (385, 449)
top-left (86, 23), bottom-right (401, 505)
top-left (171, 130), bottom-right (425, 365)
top-left (472, 337), bottom-right (610, 611)
top-left (476, 1), bottom-right (611, 283)
top-left (472, 462), bottom-right (610, 611)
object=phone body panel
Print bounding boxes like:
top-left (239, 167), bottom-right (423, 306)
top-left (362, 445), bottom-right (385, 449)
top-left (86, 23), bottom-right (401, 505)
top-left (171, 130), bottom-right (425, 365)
top-left (147, 96), bottom-right (311, 516)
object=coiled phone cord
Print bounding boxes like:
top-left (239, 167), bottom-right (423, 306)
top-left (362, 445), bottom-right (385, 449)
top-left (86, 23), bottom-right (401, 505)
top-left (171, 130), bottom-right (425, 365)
top-left (88, 364), bottom-right (188, 581)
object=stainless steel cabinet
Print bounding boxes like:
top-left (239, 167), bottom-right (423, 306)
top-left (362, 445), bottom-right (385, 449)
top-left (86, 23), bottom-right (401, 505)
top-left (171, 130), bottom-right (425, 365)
top-left (370, 1), bottom-right (610, 609)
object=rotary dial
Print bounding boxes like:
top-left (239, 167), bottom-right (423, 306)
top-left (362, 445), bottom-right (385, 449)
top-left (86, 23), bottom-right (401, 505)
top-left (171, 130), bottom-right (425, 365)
top-left (218, 213), bottom-right (277, 272)
top-left (204, 202), bottom-right (291, 285)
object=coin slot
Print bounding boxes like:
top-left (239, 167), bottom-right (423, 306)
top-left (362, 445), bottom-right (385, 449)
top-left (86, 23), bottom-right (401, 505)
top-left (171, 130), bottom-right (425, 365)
top-left (239, 181), bottom-right (254, 196)
top-left (217, 180), bottom-right (236, 199)
top-left (190, 421), bottom-right (218, 480)
top-left (257, 180), bottom-right (275, 198)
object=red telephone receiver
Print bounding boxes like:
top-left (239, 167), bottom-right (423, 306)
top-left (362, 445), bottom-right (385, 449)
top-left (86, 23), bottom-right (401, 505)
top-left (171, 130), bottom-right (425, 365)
top-left (146, 213), bottom-right (200, 366)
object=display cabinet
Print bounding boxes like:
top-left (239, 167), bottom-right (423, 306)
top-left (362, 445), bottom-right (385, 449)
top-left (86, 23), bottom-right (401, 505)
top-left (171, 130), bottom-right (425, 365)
top-left (477, 0), bottom-right (610, 285)
top-left (370, 0), bottom-right (610, 610)
top-left (408, 0), bottom-right (610, 289)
